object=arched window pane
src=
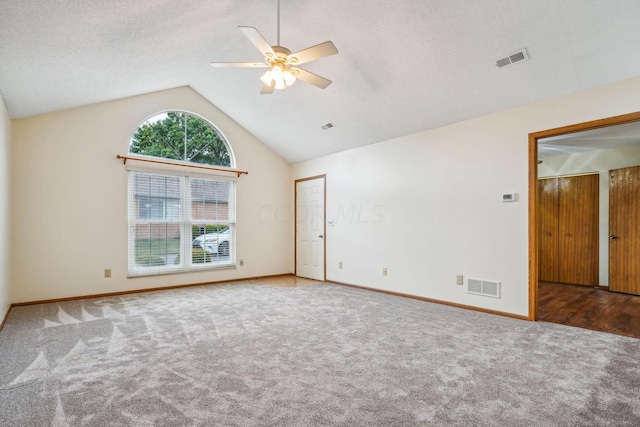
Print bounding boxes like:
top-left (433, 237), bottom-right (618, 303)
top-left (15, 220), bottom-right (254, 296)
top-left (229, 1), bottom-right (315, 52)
top-left (129, 112), bottom-right (231, 167)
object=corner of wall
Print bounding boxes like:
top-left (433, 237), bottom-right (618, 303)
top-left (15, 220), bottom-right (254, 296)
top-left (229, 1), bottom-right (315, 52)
top-left (0, 92), bottom-right (12, 322)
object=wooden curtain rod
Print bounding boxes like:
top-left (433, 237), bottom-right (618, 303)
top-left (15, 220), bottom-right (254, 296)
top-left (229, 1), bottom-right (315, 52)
top-left (116, 155), bottom-right (249, 177)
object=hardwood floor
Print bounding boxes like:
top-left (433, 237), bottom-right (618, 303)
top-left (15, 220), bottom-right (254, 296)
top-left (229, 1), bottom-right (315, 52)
top-left (538, 281), bottom-right (640, 339)
top-left (258, 276), bottom-right (320, 287)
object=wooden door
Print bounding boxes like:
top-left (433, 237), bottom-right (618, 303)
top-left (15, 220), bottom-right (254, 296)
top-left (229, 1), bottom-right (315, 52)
top-left (609, 166), bottom-right (640, 295)
top-left (538, 178), bottom-right (559, 282)
top-left (558, 174), bottom-right (599, 286)
top-left (296, 176), bottom-right (326, 281)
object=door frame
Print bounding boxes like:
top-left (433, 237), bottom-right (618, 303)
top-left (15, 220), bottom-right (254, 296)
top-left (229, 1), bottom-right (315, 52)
top-left (294, 174), bottom-right (327, 281)
top-left (528, 111), bottom-right (640, 320)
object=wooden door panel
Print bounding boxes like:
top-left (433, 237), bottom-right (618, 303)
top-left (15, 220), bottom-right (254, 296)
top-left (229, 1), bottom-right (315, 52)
top-left (609, 166), bottom-right (640, 295)
top-left (558, 174), bottom-right (599, 286)
top-left (538, 178), bottom-right (559, 282)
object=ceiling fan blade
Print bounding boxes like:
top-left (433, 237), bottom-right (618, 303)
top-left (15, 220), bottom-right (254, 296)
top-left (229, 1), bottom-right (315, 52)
top-left (239, 26), bottom-right (275, 56)
top-left (288, 41), bottom-right (338, 65)
top-left (292, 68), bottom-right (332, 89)
top-left (210, 62), bottom-right (269, 68)
top-left (260, 81), bottom-right (275, 95)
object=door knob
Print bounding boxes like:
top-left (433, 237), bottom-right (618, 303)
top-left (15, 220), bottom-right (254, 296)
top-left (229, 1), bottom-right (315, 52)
top-left (609, 235), bottom-right (617, 239)
top-left (566, 234), bottom-right (572, 237)
top-left (546, 233), bottom-right (552, 236)
top-left (319, 235), bottom-right (324, 238)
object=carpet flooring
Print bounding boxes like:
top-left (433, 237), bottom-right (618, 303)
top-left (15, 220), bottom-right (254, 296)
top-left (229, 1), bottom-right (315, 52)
top-left (1, 278), bottom-right (639, 426)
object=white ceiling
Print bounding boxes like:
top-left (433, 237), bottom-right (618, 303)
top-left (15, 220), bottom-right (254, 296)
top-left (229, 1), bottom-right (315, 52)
top-left (2, 1), bottom-right (640, 163)
top-left (538, 121), bottom-right (640, 158)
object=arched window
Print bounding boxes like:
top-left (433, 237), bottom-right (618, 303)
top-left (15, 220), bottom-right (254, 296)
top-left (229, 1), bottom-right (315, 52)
top-left (129, 111), bottom-right (232, 167)
top-left (127, 111), bottom-right (237, 277)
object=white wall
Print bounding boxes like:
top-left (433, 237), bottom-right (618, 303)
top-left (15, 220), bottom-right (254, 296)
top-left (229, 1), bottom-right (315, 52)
top-left (11, 87), bottom-right (293, 303)
top-left (293, 75), bottom-right (640, 317)
top-left (0, 94), bottom-right (11, 320)
top-left (539, 144), bottom-right (640, 286)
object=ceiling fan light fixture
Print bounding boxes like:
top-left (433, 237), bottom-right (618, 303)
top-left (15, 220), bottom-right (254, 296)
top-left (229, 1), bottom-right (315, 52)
top-left (271, 63), bottom-right (284, 79)
top-left (260, 70), bottom-right (273, 86)
top-left (283, 69), bottom-right (297, 86)
top-left (274, 78), bottom-right (286, 91)
top-left (261, 64), bottom-right (296, 91)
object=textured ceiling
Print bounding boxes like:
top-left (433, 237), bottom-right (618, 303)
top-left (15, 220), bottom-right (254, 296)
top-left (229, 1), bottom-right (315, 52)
top-left (2, 0), bottom-right (640, 163)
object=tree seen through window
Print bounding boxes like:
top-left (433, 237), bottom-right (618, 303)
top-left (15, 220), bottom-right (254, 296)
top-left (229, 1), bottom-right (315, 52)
top-left (129, 112), bottom-right (231, 167)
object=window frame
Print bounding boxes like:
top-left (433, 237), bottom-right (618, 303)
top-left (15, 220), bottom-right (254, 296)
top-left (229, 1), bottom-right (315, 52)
top-left (126, 110), bottom-right (238, 278)
top-left (127, 169), bottom-right (237, 277)
top-left (128, 110), bottom-right (236, 169)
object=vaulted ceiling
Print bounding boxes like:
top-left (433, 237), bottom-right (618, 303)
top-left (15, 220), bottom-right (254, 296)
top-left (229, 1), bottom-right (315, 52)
top-left (2, 1), bottom-right (640, 163)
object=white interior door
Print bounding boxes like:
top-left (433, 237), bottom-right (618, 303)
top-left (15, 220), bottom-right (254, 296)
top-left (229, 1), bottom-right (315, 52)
top-left (296, 177), bottom-right (325, 280)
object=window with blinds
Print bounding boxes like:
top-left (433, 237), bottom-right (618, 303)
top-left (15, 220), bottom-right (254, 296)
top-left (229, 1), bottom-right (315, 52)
top-left (128, 171), bottom-right (236, 276)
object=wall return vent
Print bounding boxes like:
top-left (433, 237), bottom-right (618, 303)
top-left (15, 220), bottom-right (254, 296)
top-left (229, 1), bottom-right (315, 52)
top-left (495, 48), bottom-right (529, 68)
top-left (467, 278), bottom-right (501, 298)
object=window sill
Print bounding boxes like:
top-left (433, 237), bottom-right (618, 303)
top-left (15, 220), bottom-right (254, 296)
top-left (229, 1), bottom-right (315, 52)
top-left (127, 262), bottom-right (237, 278)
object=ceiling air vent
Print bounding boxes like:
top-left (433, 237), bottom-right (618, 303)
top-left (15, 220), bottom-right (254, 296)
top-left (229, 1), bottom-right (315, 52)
top-left (495, 48), bottom-right (529, 68)
top-left (321, 122), bottom-right (335, 130)
top-left (467, 278), bottom-right (501, 298)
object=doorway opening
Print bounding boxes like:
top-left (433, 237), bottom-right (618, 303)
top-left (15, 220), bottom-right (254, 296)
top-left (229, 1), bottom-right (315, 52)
top-left (529, 111), bottom-right (640, 337)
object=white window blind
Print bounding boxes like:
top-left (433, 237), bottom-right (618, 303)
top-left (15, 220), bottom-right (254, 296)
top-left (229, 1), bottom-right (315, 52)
top-left (128, 171), bottom-right (236, 277)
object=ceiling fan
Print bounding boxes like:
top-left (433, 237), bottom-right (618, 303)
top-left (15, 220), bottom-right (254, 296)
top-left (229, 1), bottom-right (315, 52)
top-left (209, 0), bottom-right (338, 94)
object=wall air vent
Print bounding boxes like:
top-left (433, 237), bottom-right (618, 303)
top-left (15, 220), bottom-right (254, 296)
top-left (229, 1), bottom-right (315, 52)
top-left (495, 48), bottom-right (529, 68)
top-left (467, 278), bottom-right (501, 298)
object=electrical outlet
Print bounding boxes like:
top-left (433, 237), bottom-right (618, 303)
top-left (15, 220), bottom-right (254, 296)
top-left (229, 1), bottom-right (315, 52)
top-left (339, 261), bottom-right (343, 269)
top-left (104, 269), bottom-right (111, 278)
top-left (456, 275), bottom-right (464, 285)
top-left (383, 267), bottom-right (388, 276)
top-left (239, 259), bottom-right (244, 266)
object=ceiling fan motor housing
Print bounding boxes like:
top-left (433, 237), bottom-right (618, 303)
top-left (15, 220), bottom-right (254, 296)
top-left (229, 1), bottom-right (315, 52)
top-left (266, 46), bottom-right (296, 66)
